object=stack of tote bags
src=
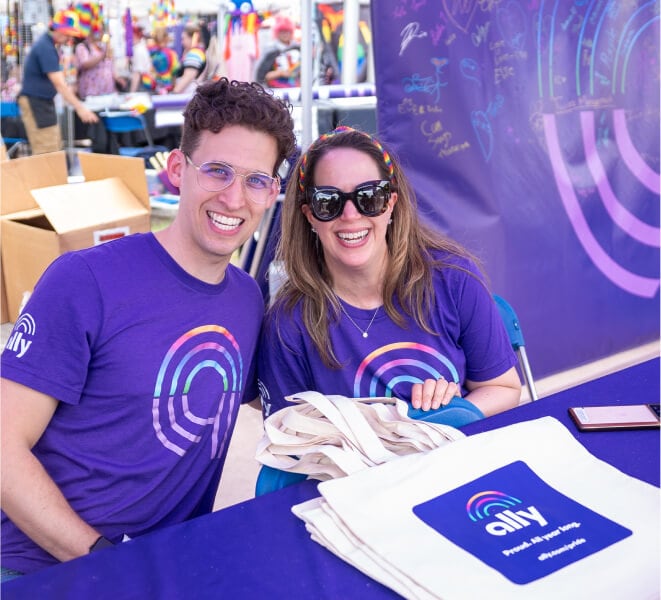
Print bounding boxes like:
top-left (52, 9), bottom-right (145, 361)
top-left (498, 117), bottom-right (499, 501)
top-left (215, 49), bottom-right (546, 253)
top-left (256, 392), bottom-right (465, 480)
top-left (257, 393), bottom-right (659, 599)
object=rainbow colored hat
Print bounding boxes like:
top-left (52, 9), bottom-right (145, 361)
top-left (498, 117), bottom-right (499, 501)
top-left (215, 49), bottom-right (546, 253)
top-left (91, 3), bottom-right (104, 34)
top-left (51, 9), bottom-right (83, 37)
top-left (75, 2), bottom-right (103, 36)
top-left (75, 3), bottom-right (94, 37)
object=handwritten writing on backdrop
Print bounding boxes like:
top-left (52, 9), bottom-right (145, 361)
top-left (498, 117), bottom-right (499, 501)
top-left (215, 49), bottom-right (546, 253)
top-left (372, 1), bottom-right (659, 376)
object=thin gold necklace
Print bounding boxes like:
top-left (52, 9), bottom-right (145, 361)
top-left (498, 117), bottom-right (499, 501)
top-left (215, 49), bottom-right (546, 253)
top-left (338, 302), bottom-right (380, 338)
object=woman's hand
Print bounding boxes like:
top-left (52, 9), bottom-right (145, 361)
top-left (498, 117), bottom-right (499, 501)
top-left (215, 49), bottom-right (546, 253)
top-left (410, 377), bottom-right (461, 411)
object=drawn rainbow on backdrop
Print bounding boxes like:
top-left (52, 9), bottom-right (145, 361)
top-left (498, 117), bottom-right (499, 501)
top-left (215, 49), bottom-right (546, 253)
top-left (152, 324), bottom-right (243, 459)
top-left (537, 0), bottom-right (660, 298)
top-left (466, 490), bottom-right (523, 522)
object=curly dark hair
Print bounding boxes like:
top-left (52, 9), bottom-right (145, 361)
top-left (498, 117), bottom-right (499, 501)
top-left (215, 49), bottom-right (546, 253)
top-left (180, 78), bottom-right (296, 177)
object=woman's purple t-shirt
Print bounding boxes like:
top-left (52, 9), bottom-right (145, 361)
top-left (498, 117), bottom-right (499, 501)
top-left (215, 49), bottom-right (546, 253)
top-left (258, 253), bottom-right (517, 417)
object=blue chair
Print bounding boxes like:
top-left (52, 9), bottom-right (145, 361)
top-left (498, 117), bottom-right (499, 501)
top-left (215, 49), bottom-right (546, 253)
top-left (493, 294), bottom-right (538, 401)
top-left (255, 466), bottom-right (307, 496)
top-left (98, 110), bottom-right (168, 165)
top-left (254, 396), bottom-right (485, 496)
top-left (1, 100), bottom-right (30, 157)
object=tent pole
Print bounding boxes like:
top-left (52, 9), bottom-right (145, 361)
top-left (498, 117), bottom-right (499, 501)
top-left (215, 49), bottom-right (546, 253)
top-left (341, 0), bottom-right (358, 85)
top-left (300, 0), bottom-right (313, 151)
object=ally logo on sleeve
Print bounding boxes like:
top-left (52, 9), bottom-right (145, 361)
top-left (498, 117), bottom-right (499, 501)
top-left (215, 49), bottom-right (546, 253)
top-left (412, 461), bottom-right (632, 584)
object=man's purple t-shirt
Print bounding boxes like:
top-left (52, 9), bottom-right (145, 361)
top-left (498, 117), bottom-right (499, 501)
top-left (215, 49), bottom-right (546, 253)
top-left (1, 233), bottom-right (262, 573)
top-left (258, 253), bottom-right (517, 417)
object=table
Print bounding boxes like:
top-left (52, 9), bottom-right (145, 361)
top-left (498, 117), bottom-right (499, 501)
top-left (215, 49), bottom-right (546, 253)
top-left (463, 357), bottom-right (659, 487)
top-left (82, 93), bottom-right (180, 154)
top-left (4, 358), bottom-right (658, 599)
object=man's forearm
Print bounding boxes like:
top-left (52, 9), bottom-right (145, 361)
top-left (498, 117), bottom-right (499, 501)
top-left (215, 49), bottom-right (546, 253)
top-left (51, 78), bottom-right (86, 112)
top-left (1, 450), bottom-right (101, 562)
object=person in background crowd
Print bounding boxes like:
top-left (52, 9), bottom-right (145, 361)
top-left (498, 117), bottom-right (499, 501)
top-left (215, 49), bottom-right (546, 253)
top-left (0, 78), bottom-right (296, 581)
top-left (258, 126), bottom-right (522, 419)
top-left (74, 4), bottom-right (122, 100)
top-left (254, 16), bottom-right (301, 88)
top-left (203, 33), bottom-right (222, 83)
top-left (128, 22), bottom-right (153, 92)
top-left (16, 9), bottom-right (98, 155)
top-left (73, 4), bottom-right (124, 151)
top-left (147, 26), bottom-right (180, 93)
top-left (172, 21), bottom-right (210, 94)
top-left (1, 62), bottom-right (21, 100)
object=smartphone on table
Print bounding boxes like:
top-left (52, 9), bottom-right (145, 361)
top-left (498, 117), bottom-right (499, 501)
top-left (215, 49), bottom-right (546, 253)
top-left (568, 404), bottom-right (660, 431)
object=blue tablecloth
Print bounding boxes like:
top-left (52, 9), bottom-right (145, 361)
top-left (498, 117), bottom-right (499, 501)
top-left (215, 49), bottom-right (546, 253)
top-left (4, 358), bottom-right (659, 599)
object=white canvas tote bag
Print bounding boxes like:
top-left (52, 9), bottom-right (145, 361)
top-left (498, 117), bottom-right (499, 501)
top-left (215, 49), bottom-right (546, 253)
top-left (293, 416), bottom-right (660, 600)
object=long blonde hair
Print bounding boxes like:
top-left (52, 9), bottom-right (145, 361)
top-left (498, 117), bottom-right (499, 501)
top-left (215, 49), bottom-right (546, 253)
top-left (271, 127), bottom-right (481, 368)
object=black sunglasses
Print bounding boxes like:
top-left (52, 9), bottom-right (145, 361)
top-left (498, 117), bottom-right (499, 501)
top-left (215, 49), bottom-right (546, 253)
top-left (307, 180), bottom-right (391, 222)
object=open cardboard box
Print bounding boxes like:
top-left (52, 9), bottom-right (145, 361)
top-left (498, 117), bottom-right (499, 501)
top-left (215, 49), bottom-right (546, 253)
top-left (1, 151), bottom-right (151, 323)
top-left (0, 151), bottom-right (66, 323)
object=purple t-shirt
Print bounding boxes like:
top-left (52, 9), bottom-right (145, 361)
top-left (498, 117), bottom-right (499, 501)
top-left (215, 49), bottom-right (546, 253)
top-left (258, 253), bottom-right (517, 417)
top-left (1, 233), bottom-right (262, 573)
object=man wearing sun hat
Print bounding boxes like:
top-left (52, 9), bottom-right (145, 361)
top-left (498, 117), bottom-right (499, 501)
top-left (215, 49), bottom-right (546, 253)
top-left (17, 9), bottom-right (98, 155)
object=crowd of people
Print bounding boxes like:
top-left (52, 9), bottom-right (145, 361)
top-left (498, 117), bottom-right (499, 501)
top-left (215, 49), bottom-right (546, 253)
top-left (3, 7), bottom-right (340, 156)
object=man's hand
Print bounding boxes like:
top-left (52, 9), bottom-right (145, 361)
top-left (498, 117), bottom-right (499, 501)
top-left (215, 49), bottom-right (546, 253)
top-left (77, 105), bottom-right (99, 124)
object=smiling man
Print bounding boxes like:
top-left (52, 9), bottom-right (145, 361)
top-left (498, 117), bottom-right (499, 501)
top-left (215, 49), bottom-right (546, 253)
top-left (0, 79), bottom-right (296, 580)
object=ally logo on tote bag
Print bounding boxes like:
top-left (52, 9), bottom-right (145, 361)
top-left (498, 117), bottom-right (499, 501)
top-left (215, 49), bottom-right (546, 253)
top-left (412, 460), bottom-right (632, 584)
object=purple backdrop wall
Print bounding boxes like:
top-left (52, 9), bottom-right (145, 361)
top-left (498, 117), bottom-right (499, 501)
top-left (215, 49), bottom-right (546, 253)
top-left (371, 0), bottom-right (660, 377)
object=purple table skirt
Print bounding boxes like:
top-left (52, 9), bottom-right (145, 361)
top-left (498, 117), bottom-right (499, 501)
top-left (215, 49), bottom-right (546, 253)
top-left (4, 358), bottom-right (658, 599)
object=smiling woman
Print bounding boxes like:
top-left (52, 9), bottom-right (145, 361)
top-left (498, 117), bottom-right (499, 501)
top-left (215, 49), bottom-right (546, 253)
top-left (257, 125), bottom-right (523, 424)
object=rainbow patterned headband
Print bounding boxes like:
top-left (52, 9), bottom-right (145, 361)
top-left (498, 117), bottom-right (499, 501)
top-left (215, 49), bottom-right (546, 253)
top-left (298, 126), bottom-right (394, 192)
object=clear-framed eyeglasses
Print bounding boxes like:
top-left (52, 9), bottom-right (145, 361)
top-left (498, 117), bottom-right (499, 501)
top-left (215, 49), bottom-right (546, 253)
top-left (184, 154), bottom-right (279, 204)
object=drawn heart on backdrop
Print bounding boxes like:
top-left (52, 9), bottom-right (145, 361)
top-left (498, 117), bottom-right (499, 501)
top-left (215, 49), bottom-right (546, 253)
top-left (441, 0), bottom-right (478, 34)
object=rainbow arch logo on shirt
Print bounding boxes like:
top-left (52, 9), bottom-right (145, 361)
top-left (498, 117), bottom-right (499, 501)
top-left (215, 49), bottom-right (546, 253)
top-left (352, 342), bottom-right (459, 398)
top-left (466, 490), bottom-right (522, 522)
top-left (152, 324), bottom-right (243, 458)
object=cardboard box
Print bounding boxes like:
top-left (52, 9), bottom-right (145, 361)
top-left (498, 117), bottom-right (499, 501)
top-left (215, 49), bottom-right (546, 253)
top-left (1, 151), bottom-right (151, 323)
top-left (0, 258), bottom-right (7, 324)
top-left (1, 146), bottom-right (7, 323)
top-left (0, 152), bottom-right (64, 323)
